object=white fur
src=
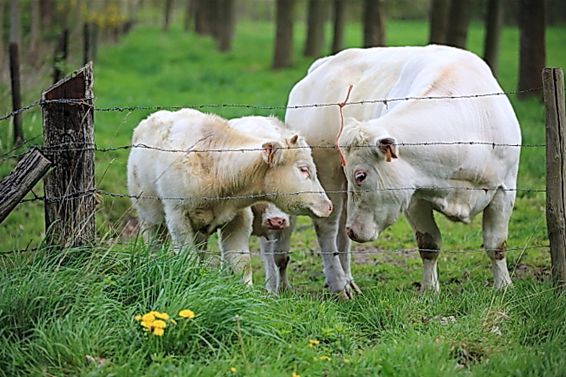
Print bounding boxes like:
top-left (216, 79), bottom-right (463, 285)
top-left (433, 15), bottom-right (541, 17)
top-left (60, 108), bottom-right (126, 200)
top-left (127, 109), bottom-right (331, 285)
top-left (286, 45), bottom-right (520, 293)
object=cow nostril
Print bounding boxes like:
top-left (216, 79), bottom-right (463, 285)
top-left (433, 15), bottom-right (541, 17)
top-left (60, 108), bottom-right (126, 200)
top-left (279, 218), bottom-right (286, 227)
top-left (328, 202), bottom-right (333, 213)
top-left (346, 226), bottom-right (355, 240)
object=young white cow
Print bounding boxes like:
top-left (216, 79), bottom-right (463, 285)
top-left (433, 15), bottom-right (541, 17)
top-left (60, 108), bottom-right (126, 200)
top-left (127, 109), bottom-right (332, 285)
top-left (283, 45), bottom-right (520, 294)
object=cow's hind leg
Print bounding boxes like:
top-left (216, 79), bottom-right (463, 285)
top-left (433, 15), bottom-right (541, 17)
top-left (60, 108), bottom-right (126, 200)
top-left (483, 188), bottom-right (513, 289)
top-left (406, 199), bottom-right (441, 292)
top-left (261, 218), bottom-right (295, 294)
top-left (219, 208), bottom-right (253, 286)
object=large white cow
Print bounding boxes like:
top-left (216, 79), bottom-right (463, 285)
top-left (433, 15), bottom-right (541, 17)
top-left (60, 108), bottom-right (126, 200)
top-left (127, 109), bottom-right (332, 284)
top-left (285, 45), bottom-right (521, 294)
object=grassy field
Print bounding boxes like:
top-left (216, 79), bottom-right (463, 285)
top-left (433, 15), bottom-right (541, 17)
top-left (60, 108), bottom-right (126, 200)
top-left (0, 18), bottom-right (565, 376)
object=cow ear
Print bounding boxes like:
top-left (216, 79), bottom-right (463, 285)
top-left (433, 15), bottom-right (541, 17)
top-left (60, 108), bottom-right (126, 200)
top-left (375, 137), bottom-right (398, 162)
top-left (289, 134), bottom-right (299, 144)
top-left (262, 141), bottom-right (284, 167)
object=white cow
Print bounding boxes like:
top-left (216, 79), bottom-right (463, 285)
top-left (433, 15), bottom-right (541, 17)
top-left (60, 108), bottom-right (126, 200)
top-left (127, 109), bottom-right (332, 285)
top-left (284, 45), bottom-right (520, 294)
top-left (228, 116), bottom-right (297, 293)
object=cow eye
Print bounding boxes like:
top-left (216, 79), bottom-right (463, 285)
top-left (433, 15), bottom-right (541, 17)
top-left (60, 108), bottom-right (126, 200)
top-left (354, 170), bottom-right (367, 185)
top-left (299, 166), bottom-right (310, 178)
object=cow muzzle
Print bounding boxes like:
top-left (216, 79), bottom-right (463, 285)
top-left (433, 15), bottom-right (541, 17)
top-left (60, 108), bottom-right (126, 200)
top-left (345, 224), bottom-right (377, 243)
top-left (264, 216), bottom-right (288, 230)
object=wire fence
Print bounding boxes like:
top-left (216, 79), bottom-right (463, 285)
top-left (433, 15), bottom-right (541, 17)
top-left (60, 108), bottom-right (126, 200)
top-left (0, 85), bottom-right (550, 261)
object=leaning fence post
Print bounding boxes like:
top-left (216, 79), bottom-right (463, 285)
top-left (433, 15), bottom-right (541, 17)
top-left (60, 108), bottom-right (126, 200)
top-left (543, 67), bottom-right (566, 288)
top-left (42, 63), bottom-right (95, 247)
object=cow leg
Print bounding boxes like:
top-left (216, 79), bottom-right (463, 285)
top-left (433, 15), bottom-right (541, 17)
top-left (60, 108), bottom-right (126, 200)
top-left (336, 192), bottom-right (361, 294)
top-left (163, 202), bottom-right (195, 253)
top-left (406, 199), bottom-right (441, 293)
top-left (260, 216), bottom-right (295, 293)
top-left (134, 197), bottom-right (165, 246)
top-left (314, 192), bottom-right (351, 297)
top-left (219, 208), bottom-right (253, 286)
top-left (483, 188), bottom-right (513, 289)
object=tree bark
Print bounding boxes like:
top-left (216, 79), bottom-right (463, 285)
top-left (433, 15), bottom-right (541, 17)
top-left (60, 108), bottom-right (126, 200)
top-left (184, 0), bottom-right (194, 31)
top-left (39, 0), bottom-right (53, 33)
top-left (0, 0), bottom-right (5, 73)
top-left (363, 0), bottom-right (385, 47)
top-left (429, 0), bottom-right (449, 44)
top-left (194, 0), bottom-right (213, 35)
top-left (518, 0), bottom-right (546, 100)
top-left (445, 0), bottom-right (471, 49)
top-left (30, 0), bottom-right (41, 57)
top-left (9, 0), bottom-right (20, 47)
top-left (163, 0), bottom-right (174, 31)
top-left (272, 0), bottom-right (295, 69)
top-left (303, 0), bottom-right (326, 57)
top-left (331, 0), bottom-right (345, 53)
top-left (217, 0), bottom-right (235, 52)
top-left (483, 0), bottom-right (503, 76)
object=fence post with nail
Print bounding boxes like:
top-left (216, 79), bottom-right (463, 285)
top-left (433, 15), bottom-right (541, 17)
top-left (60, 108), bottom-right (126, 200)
top-left (42, 63), bottom-right (96, 247)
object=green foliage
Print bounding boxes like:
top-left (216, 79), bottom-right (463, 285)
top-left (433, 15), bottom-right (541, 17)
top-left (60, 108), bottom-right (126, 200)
top-left (0, 18), bottom-right (565, 377)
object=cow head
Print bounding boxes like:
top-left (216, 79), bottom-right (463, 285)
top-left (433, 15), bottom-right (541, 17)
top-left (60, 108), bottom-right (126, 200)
top-left (339, 119), bottom-right (413, 242)
top-left (261, 134), bottom-right (332, 218)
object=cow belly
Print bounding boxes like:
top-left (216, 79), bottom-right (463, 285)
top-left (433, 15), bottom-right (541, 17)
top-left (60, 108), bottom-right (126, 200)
top-left (420, 186), bottom-right (496, 223)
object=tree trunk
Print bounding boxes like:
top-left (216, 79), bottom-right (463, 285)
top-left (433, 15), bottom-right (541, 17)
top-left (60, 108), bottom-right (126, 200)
top-left (429, 0), bottom-right (449, 44)
top-left (518, 0), bottom-right (546, 100)
top-left (184, 0), bottom-right (194, 31)
top-left (30, 0), bottom-right (41, 57)
top-left (39, 0), bottom-right (53, 35)
top-left (9, 0), bottom-right (20, 47)
top-left (331, 0), bottom-right (345, 54)
top-left (445, 0), bottom-right (471, 49)
top-left (303, 0), bottom-right (326, 57)
top-left (483, 0), bottom-right (503, 76)
top-left (194, 0), bottom-right (213, 36)
top-left (0, 0), bottom-right (5, 73)
top-left (363, 0), bottom-right (385, 47)
top-left (217, 0), bottom-right (235, 52)
top-left (272, 0), bottom-right (295, 69)
top-left (163, 0), bottom-right (174, 31)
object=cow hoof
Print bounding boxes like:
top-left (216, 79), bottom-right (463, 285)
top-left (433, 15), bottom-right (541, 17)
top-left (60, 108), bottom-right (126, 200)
top-left (348, 280), bottom-right (362, 295)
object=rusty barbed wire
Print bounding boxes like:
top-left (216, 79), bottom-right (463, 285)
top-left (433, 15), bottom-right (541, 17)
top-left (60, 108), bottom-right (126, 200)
top-left (0, 243), bottom-right (551, 257)
top-left (0, 87), bottom-right (544, 124)
top-left (17, 184), bottom-right (546, 206)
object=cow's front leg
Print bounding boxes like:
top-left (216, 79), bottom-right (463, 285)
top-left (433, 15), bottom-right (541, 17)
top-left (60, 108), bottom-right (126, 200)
top-left (163, 202), bottom-right (195, 253)
top-left (219, 208), bottom-right (253, 286)
top-left (483, 188), bottom-right (513, 289)
top-left (336, 192), bottom-right (361, 294)
top-left (260, 215), bottom-right (296, 293)
top-left (406, 199), bottom-right (441, 293)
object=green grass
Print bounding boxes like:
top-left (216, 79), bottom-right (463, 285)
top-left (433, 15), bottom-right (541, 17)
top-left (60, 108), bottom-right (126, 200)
top-left (0, 18), bottom-right (565, 376)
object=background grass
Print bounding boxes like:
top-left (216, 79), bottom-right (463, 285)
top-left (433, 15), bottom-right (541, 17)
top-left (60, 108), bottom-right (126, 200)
top-left (0, 17), bottom-right (565, 376)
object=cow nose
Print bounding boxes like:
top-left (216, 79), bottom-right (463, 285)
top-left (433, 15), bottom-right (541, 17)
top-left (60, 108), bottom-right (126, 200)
top-left (327, 202), bottom-right (333, 214)
top-left (267, 217), bottom-right (287, 229)
top-left (346, 226), bottom-right (356, 240)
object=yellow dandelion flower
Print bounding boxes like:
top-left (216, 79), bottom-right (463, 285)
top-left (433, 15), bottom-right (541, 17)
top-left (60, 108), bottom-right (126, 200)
top-left (152, 320), bottom-right (167, 329)
top-left (154, 312), bottom-right (170, 320)
top-left (134, 315), bottom-right (142, 321)
top-left (140, 320), bottom-right (153, 329)
top-left (153, 327), bottom-right (164, 336)
top-left (292, 372), bottom-right (300, 377)
top-left (142, 312), bottom-right (156, 322)
top-left (179, 309), bottom-right (195, 319)
top-left (308, 339), bottom-right (320, 347)
top-left (229, 366), bottom-right (237, 373)
top-left (319, 355), bottom-right (331, 361)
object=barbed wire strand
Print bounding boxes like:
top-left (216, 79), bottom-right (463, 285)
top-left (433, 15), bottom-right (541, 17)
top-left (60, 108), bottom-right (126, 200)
top-left (0, 87), bottom-right (544, 124)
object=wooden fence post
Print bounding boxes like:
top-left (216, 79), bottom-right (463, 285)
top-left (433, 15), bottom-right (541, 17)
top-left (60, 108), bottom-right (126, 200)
top-left (543, 67), bottom-right (566, 288)
top-left (42, 63), bottom-right (95, 247)
top-left (9, 41), bottom-right (23, 146)
top-left (0, 149), bottom-right (51, 224)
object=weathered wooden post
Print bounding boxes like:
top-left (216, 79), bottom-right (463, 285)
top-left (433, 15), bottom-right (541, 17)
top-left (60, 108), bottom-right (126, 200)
top-left (0, 149), bottom-right (51, 224)
top-left (9, 41), bottom-right (23, 146)
top-left (42, 63), bottom-right (95, 247)
top-left (543, 67), bottom-right (566, 288)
